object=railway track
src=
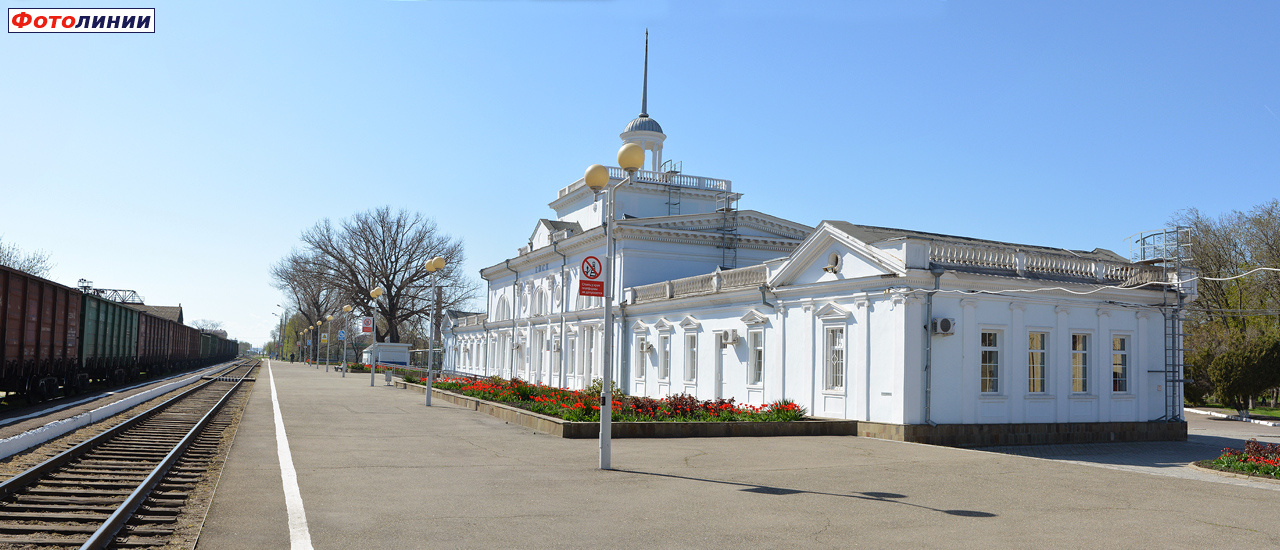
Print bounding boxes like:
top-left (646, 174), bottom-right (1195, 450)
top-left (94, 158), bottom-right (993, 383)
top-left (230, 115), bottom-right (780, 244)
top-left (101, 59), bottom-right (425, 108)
top-left (0, 359), bottom-right (258, 549)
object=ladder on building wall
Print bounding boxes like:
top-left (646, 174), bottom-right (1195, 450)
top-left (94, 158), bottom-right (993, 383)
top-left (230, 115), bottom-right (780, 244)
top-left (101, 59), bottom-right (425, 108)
top-left (1132, 227), bottom-right (1192, 422)
top-left (661, 160), bottom-right (683, 216)
top-left (716, 191), bottom-right (739, 270)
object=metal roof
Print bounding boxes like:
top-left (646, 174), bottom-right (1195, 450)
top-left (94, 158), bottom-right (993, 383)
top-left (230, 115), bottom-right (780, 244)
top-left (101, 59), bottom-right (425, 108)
top-left (624, 116), bottom-right (663, 134)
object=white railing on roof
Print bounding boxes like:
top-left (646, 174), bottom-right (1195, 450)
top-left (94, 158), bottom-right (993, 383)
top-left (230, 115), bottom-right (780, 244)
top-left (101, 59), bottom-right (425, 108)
top-left (929, 241), bottom-right (1165, 284)
top-left (631, 264), bottom-right (768, 304)
top-left (721, 264), bottom-right (768, 289)
top-left (930, 242), bottom-right (1018, 271)
top-left (558, 166), bottom-right (732, 198)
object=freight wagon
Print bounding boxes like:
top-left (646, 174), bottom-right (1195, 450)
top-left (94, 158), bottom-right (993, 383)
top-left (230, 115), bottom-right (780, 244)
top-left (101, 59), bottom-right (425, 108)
top-left (0, 264), bottom-right (239, 402)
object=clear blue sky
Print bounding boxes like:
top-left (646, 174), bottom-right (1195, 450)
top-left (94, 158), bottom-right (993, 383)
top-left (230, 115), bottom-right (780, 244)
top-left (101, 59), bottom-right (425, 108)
top-left (3, 1), bottom-right (1277, 348)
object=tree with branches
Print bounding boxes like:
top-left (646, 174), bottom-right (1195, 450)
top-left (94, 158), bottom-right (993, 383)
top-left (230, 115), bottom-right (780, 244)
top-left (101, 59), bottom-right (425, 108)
top-left (0, 237), bottom-right (54, 278)
top-left (1176, 199), bottom-right (1280, 408)
top-left (273, 207), bottom-right (478, 345)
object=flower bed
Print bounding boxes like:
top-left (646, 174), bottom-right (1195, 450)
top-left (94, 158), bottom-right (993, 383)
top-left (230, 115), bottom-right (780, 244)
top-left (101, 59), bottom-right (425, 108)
top-left (425, 376), bottom-right (806, 423)
top-left (1202, 439), bottom-right (1280, 480)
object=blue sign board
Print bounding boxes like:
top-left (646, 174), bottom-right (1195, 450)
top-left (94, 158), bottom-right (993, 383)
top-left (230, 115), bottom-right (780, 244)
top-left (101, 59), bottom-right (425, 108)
top-left (338, 330), bottom-right (346, 341)
top-left (306, 339), bottom-right (312, 346)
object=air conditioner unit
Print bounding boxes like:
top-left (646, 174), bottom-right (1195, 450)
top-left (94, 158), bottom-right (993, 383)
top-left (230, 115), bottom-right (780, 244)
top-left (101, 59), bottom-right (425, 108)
top-left (639, 341), bottom-right (654, 353)
top-left (719, 329), bottom-right (739, 348)
top-left (552, 340), bottom-right (561, 352)
top-left (931, 317), bottom-right (956, 336)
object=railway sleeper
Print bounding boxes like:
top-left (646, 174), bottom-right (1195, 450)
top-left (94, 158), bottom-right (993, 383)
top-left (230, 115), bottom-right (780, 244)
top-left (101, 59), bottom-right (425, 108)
top-left (0, 522), bottom-right (174, 536)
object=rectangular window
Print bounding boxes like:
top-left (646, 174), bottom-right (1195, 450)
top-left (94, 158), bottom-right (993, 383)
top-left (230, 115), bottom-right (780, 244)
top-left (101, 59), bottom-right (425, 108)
top-left (567, 337), bottom-right (577, 377)
top-left (659, 335), bottom-right (671, 379)
top-left (824, 327), bottom-right (845, 390)
top-left (1112, 336), bottom-right (1128, 392)
top-left (635, 336), bottom-right (647, 379)
top-left (980, 331), bottom-right (1000, 393)
top-left (1028, 332), bottom-right (1048, 393)
top-left (748, 330), bottom-right (764, 385)
top-left (684, 333), bottom-right (698, 382)
top-left (1072, 334), bottom-right (1089, 393)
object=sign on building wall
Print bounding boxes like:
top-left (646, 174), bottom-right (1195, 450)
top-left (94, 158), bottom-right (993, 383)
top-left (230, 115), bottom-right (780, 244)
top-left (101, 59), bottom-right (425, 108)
top-left (579, 256), bottom-right (604, 297)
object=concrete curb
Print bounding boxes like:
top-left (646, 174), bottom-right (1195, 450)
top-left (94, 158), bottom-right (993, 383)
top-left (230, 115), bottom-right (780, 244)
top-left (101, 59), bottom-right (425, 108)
top-left (392, 379), bottom-right (858, 438)
top-left (1187, 461), bottom-right (1280, 485)
top-left (0, 366), bottom-right (225, 459)
top-left (1184, 407), bottom-right (1280, 427)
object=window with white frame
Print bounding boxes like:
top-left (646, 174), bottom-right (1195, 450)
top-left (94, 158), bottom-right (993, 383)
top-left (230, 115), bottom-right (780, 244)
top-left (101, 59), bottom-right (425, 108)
top-left (1072, 333), bottom-right (1089, 393)
top-left (747, 330), bottom-right (764, 385)
top-left (635, 336), bottom-right (647, 379)
top-left (659, 335), bottom-right (671, 379)
top-left (567, 337), bottom-right (577, 378)
top-left (1112, 336), bottom-right (1128, 392)
top-left (684, 333), bottom-right (698, 382)
top-left (980, 331), bottom-right (1000, 393)
top-left (824, 326), bottom-right (844, 390)
top-left (1027, 332), bottom-right (1048, 393)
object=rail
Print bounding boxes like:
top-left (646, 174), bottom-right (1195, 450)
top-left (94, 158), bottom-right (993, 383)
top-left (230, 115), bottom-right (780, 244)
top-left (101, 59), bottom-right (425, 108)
top-left (0, 359), bottom-right (258, 549)
top-left (632, 264), bottom-right (769, 304)
top-left (558, 166), bottom-right (732, 198)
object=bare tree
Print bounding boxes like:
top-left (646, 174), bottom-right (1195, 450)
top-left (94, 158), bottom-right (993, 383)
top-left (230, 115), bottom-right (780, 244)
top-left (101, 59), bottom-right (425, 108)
top-left (278, 207), bottom-right (479, 344)
top-left (192, 319), bottom-right (223, 331)
top-left (0, 237), bottom-right (54, 278)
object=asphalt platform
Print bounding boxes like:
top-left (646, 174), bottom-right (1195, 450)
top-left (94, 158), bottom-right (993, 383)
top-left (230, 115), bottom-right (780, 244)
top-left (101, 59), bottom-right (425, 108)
top-left (197, 361), bottom-right (1280, 549)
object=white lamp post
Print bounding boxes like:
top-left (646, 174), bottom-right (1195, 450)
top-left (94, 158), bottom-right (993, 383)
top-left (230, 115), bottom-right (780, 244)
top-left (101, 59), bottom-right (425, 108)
top-left (423, 256), bottom-right (446, 406)
top-left (342, 304), bottom-right (353, 378)
top-left (370, 286), bottom-right (384, 387)
top-left (584, 142), bottom-right (645, 470)
top-left (325, 314), bottom-right (333, 372)
top-left (315, 320), bottom-right (323, 368)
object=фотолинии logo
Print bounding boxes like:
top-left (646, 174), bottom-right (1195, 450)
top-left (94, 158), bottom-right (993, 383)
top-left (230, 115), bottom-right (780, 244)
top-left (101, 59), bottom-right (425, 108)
top-left (9, 8), bottom-right (154, 33)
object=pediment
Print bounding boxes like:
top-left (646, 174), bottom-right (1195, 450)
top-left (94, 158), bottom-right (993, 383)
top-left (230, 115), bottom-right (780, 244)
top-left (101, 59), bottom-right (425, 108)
top-left (679, 316), bottom-right (700, 330)
top-left (653, 318), bottom-right (674, 332)
top-left (770, 222), bottom-right (907, 287)
top-left (631, 321), bottom-right (649, 333)
top-left (814, 302), bottom-right (850, 321)
top-left (740, 309), bottom-right (769, 325)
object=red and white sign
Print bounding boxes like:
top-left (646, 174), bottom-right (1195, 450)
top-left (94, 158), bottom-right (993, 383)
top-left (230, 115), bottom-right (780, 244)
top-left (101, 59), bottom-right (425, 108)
top-left (361, 317), bottom-right (374, 333)
top-left (581, 256), bottom-right (602, 279)
top-left (579, 280), bottom-right (604, 297)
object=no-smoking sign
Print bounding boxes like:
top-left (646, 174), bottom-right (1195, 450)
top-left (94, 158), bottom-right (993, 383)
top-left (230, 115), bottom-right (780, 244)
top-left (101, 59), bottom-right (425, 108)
top-left (579, 256), bottom-right (604, 297)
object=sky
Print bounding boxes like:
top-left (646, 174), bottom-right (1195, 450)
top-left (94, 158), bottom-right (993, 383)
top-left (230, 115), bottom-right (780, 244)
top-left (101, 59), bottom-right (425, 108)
top-left (3, 1), bottom-right (1278, 348)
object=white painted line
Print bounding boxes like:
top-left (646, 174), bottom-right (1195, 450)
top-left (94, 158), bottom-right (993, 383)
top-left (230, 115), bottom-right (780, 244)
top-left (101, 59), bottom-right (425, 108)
top-left (267, 360), bottom-right (314, 550)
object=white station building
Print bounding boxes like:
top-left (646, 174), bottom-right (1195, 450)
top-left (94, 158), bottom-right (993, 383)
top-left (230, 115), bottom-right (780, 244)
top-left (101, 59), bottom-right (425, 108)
top-left (444, 68), bottom-right (1192, 446)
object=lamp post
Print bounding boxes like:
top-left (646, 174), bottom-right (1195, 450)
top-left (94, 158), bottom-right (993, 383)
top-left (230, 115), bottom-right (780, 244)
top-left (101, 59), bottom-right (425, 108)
top-left (275, 304), bottom-right (286, 360)
top-left (314, 321), bottom-right (323, 367)
top-left (342, 305), bottom-right (353, 377)
top-left (422, 256), bottom-right (446, 406)
top-left (297, 330), bottom-right (303, 363)
top-left (370, 286), bottom-right (384, 387)
top-left (584, 142), bottom-right (645, 470)
top-left (325, 315), bottom-right (333, 372)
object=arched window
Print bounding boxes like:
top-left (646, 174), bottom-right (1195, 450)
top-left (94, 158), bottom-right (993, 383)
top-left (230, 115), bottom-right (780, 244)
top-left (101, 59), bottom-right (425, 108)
top-left (532, 289), bottom-right (550, 317)
top-left (495, 296), bottom-right (511, 321)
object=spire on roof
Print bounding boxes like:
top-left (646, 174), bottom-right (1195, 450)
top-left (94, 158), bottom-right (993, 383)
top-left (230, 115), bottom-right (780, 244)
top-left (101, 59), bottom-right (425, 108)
top-left (640, 29), bottom-right (649, 118)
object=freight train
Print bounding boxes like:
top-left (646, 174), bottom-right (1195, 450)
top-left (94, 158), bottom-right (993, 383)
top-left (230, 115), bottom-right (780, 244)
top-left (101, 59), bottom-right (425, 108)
top-left (0, 263), bottom-right (238, 402)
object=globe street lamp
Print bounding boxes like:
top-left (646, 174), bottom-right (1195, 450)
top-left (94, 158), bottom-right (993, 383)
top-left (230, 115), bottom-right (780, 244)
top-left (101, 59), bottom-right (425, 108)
top-left (325, 314), bottom-right (334, 372)
top-left (370, 286), bottom-right (384, 387)
top-left (314, 321), bottom-right (323, 367)
top-left (342, 305), bottom-right (354, 378)
top-left (584, 142), bottom-right (644, 470)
